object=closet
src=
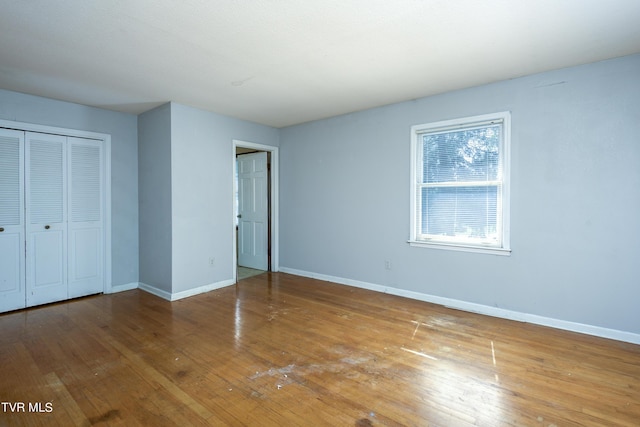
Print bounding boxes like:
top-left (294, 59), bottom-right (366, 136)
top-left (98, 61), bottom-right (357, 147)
top-left (0, 126), bottom-right (106, 313)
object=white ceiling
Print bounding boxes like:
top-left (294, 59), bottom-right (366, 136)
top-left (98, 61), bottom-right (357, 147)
top-left (1, 0), bottom-right (639, 128)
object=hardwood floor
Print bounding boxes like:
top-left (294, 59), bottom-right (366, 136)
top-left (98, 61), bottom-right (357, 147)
top-left (1, 272), bottom-right (639, 426)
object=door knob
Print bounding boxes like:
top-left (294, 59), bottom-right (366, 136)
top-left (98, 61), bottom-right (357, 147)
top-left (44, 225), bottom-right (50, 230)
top-left (0, 227), bottom-right (4, 232)
top-left (237, 215), bottom-right (242, 218)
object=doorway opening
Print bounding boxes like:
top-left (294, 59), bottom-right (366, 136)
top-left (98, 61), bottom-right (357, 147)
top-left (232, 140), bottom-right (279, 282)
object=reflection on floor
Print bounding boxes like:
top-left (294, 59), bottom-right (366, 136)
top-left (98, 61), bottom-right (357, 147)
top-left (237, 266), bottom-right (266, 280)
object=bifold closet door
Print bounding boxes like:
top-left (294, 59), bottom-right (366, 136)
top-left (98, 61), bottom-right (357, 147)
top-left (0, 129), bottom-right (105, 312)
top-left (26, 132), bottom-right (67, 307)
top-left (0, 129), bottom-right (26, 312)
top-left (67, 137), bottom-right (103, 298)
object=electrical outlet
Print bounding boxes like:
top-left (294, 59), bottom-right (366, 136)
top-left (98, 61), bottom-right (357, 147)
top-left (385, 260), bottom-right (392, 270)
top-left (209, 257), bottom-right (215, 267)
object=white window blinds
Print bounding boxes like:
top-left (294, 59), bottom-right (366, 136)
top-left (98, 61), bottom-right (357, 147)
top-left (411, 112), bottom-right (510, 254)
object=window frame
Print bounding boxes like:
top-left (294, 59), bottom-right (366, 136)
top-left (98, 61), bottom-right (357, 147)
top-left (409, 112), bottom-right (511, 255)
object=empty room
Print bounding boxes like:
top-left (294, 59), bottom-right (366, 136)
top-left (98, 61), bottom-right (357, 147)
top-left (1, 1), bottom-right (639, 425)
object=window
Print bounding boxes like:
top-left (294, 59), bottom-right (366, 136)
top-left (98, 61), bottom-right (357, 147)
top-left (409, 112), bottom-right (510, 255)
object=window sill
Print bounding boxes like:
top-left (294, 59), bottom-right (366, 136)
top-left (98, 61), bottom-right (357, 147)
top-left (408, 240), bottom-right (511, 256)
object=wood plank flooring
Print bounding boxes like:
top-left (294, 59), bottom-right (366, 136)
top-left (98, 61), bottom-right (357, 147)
top-left (1, 272), bottom-right (639, 426)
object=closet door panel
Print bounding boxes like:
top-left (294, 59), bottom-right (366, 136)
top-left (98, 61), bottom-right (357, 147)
top-left (31, 230), bottom-right (64, 285)
top-left (0, 129), bottom-right (26, 312)
top-left (68, 137), bottom-right (103, 298)
top-left (26, 132), bottom-right (67, 307)
top-left (0, 234), bottom-right (21, 291)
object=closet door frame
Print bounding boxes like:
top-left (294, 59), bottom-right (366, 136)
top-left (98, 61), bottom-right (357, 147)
top-left (0, 119), bottom-right (112, 295)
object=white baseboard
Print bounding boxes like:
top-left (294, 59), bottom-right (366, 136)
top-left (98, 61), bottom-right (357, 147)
top-left (170, 279), bottom-right (235, 301)
top-left (279, 267), bottom-right (640, 345)
top-left (138, 279), bottom-right (235, 302)
top-left (138, 282), bottom-right (172, 300)
top-left (107, 282), bottom-right (139, 294)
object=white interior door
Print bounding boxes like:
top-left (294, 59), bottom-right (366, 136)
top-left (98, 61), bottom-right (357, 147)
top-left (26, 132), bottom-right (68, 307)
top-left (0, 129), bottom-right (26, 312)
top-left (237, 152), bottom-right (268, 270)
top-left (67, 137), bottom-right (104, 298)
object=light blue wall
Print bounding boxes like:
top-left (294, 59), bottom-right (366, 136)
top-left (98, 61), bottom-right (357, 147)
top-left (170, 103), bottom-right (279, 292)
top-left (0, 89), bottom-right (139, 287)
top-left (3, 54), bottom-right (638, 338)
top-left (138, 104), bottom-right (173, 292)
top-left (279, 54), bottom-right (640, 335)
top-left (137, 102), bottom-right (279, 294)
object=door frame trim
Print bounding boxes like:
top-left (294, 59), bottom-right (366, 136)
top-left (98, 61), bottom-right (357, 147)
top-left (0, 119), bottom-right (112, 294)
top-left (232, 140), bottom-right (279, 280)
